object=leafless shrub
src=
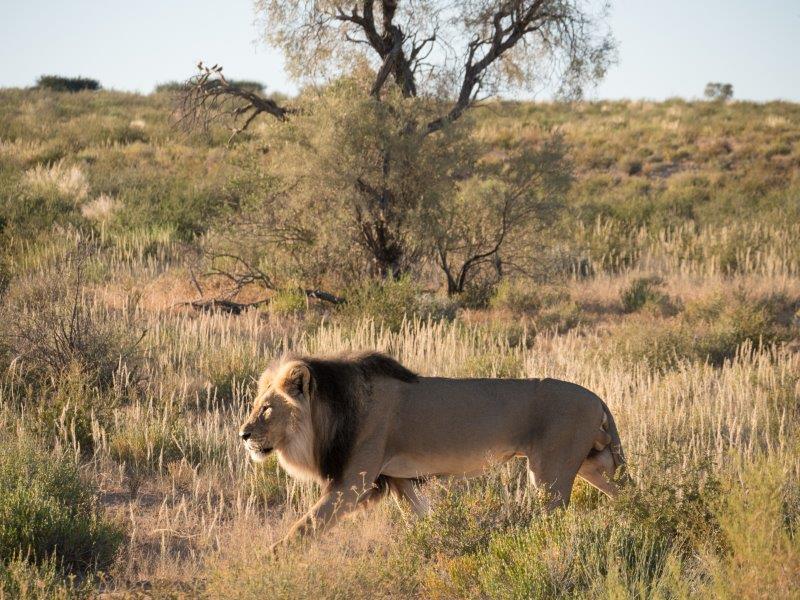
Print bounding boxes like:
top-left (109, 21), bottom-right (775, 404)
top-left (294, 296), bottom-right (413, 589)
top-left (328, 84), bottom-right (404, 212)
top-left (0, 248), bottom-right (145, 390)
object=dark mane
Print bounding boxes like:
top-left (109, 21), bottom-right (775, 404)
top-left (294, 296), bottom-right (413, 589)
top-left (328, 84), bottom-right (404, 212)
top-left (301, 352), bottom-right (417, 483)
top-left (346, 351), bottom-right (419, 383)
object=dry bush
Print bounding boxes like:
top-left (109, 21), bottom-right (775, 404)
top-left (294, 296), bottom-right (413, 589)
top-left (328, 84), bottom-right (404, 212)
top-left (0, 250), bottom-right (144, 391)
top-left (23, 161), bottom-right (88, 203)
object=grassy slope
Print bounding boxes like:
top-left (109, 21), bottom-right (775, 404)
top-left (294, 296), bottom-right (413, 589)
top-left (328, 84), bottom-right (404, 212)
top-left (0, 89), bottom-right (798, 598)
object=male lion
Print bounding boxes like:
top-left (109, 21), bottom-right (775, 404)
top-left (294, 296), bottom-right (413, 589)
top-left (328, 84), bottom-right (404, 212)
top-left (239, 352), bottom-right (625, 548)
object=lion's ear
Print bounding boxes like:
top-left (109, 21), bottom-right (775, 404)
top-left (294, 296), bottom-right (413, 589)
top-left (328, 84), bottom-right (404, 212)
top-left (279, 363), bottom-right (311, 403)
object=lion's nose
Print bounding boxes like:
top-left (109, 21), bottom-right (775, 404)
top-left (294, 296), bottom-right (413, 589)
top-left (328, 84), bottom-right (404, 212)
top-left (240, 430), bottom-right (251, 441)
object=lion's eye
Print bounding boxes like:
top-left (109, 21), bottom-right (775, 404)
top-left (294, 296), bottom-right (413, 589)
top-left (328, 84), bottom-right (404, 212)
top-left (261, 405), bottom-right (272, 418)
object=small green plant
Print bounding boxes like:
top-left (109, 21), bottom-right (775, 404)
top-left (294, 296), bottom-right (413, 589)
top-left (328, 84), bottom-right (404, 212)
top-left (489, 279), bottom-right (541, 314)
top-left (0, 556), bottom-right (95, 599)
top-left (0, 438), bottom-right (123, 573)
top-left (620, 276), bottom-right (667, 313)
top-left (706, 460), bottom-right (800, 597)
top-left (406, 466), bottom-right (541, 560)
top-left (269, 287), bottom-right (308, 315)
top-left (36, 76), bottom-right (100, 93)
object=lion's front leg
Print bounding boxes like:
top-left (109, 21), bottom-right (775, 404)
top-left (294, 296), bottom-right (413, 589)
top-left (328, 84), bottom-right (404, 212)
top-left (272, 465), bottom-right (382, 550)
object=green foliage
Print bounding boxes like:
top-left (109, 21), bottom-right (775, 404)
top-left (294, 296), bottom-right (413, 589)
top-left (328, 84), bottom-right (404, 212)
top-left (407, 468), bottom-right (541, 560)
top-left (226, 80), bottom-right (265, 94)
top-left (0, 439), bottom-right (123, 573)
top-left (489, 279), bottom-right (542, 314)
top-left (115, 177), bottom-right (229, 241)
top-left (0, 557), bottom-right (95, 599)
top-left (0, 173), bottom-right (86, 242)
top-left (611, 291), bottom-right (796, 369)
top-left (153, 81), bottom-right (188, 94)
top-left (340, 276), bottom-right (453, 330)
top-left (620, 276), bottom-right (668, 313)
top-left (707, 461), bottom-right (800, 597)
top-left (489, 282), bottom-right (581, 334)
top-left (615, 453), bottom-right (724, 555)
top-left (24, 363), bottom-right (111, 454)
top-left (263, 76), bottom-right (475, 279)
top-left (433, 135), bottom-right (571, 293)
top-left (269, 288), bottom-right (308, 315)
top-left (156, 79), bottom-right (264, 94)
top-left (418, 453), bottom-right (723, 600)
top-left (36, 76), bottom-right (100, 93)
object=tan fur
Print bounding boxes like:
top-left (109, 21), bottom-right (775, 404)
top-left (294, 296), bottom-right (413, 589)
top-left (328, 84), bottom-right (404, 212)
top-left (239, 352), bottom-right (625, 549)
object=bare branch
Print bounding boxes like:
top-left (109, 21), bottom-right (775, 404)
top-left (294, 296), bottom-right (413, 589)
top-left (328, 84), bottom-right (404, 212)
top-left (370, 29), bottom-right (403, 97)
top-left (177, 62), bottom-right (295, 140)
top-left (426, 0), bottom-right (551, 134)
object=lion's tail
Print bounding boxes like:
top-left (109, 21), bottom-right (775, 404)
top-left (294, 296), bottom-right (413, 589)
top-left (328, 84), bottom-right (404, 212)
top-left (600, 400), bottom-right (629, 482)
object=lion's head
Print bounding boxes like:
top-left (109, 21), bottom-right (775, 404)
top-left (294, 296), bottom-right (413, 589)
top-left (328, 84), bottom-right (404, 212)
top-left (239, 361), bottom-right (311, 464)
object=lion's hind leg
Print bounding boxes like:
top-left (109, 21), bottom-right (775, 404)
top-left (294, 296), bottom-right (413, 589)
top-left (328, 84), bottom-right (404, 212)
top-left (377, 476), bottom-right (431, 516)
top-left (577, 447), bottom-right (618, 498)
top-left (527, 453), bottom-right (582, 511)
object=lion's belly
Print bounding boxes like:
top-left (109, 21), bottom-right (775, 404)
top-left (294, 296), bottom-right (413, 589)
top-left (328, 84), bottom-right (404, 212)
top-left (381, 450), bottom-right (518, 479)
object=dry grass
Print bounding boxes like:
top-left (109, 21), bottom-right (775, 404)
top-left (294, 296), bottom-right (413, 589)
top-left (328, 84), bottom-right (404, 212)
top-left (1, 91), bottom-right (798, 597)
top-left (23, 161), bottom-right (88, 203)
top-left (2, 256), bottom-right (798, 595)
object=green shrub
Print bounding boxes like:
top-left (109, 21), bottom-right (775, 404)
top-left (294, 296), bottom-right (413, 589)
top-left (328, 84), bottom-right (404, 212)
top-left (420, 454), bottom-right (722, 600)
top-left (421, 513), bottom-right (687, 600)
top-left (406, 466), bottom-right (541, 560)
top-left (614, 454), bottom-right (724, 555)
top-left (340, 277), bottom-right (453, 330)
top-left (620, 276), bottom-right (668, 313)
top-left (685, 292), bottom-right (795, 365)
top-left (612, 292), bottom-right (796, 369)
top-left (706, 460), bottom-right (800, 598)
top-left (0, 556), bottom-right (94, 599)
top-left (489, 279), bottom-right (541, 313)
top-left (25, 363), bottom-right (111, 454)
top-left (536, 297), bottom-right (582, 333)
top-left (269, 288), bottom-right (308, 315)
top-left (153, 81), bottom-right (188, 94)
top-left (0, 180), bottom-right (86, 242)
top-left (488, 282), bottom-right (581, 333)
top-left (116, 179), bottom-right (229, 241)
top-left (227, 80), bottom-right (266, 94)
top-left (36, 76), bottom-right (100, 93)
top-left (0, 439), bottom-right (123, 573)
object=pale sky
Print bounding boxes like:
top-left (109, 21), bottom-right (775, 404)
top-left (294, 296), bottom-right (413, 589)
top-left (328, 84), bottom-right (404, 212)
top-left (2, 0), bottom-right (799, 101)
